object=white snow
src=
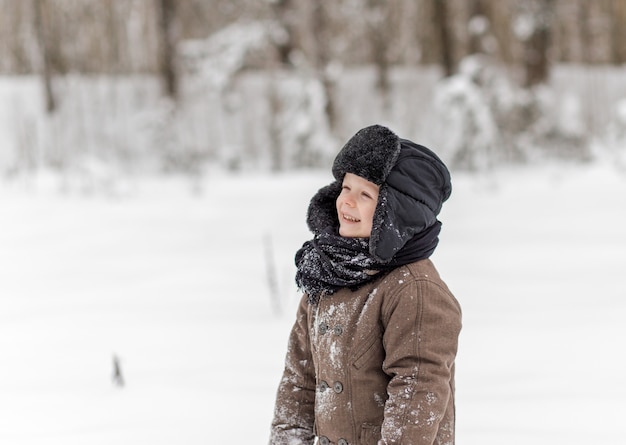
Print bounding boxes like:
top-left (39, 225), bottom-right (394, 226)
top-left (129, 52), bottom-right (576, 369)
top-left (1, 162), bottom-right (625, 444)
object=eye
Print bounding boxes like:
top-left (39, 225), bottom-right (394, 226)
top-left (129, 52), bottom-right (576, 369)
top-left (362, 192), bottom-right (372, 199)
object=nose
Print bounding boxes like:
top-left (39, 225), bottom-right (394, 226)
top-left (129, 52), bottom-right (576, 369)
top-left (342, 192), bottom-right (356, 207)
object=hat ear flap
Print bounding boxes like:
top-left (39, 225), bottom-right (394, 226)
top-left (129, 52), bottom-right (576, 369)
top-left (306, 181), bottom-right (342, 234)
top-left (369, 186), bottom-right (390, 261)
top-left (369, 185), bottom-right (436, 263)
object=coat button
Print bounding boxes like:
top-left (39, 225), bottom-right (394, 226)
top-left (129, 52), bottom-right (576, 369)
top-left (333, 325), bottom-right (343, 335)
top-left (333, 381), bottom-right (343, 393)
top-left (319, 436), bottom-right (330, 445)
top-left (338, 439), bottom-right (348, 445)
top-left (319, 380), bottom-right (330, 392)
top-left (319, 322), bottom-right (329, 335)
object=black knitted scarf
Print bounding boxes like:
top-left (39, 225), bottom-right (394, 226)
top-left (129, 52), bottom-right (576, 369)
top-left (295, 222), bottom-right (441, 304)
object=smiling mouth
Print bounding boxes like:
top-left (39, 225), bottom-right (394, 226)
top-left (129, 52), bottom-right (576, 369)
top-left (342, 213), bottom-right (361, 223)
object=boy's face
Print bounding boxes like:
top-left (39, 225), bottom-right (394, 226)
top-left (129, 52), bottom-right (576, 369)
top-left (336, 173), bottom-right (380, 238)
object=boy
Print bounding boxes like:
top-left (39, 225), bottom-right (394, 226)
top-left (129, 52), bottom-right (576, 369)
top-left (270, 125), bottom-right (461, 445)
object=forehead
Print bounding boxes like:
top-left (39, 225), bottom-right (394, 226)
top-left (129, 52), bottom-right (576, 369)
top-left (343, 172), bottom-right (380, 191)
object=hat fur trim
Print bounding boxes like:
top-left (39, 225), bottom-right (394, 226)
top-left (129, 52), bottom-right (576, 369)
top-left (331, 125), bottom-right (401, 185)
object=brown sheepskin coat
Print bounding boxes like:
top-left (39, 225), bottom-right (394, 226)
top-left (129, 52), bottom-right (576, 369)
top-left (269, 259), bottom-right (462, 445)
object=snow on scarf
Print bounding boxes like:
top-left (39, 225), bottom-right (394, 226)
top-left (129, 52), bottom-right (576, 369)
top-left (295, 230), bottom-right (378, 304)
top-left (295, 223), bottom-right (441, 304)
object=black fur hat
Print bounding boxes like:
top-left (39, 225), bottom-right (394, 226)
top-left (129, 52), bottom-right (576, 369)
top-left (306, 124), bottom-right (452, 263)
top-left (331, 125), bottom-right (401, 185)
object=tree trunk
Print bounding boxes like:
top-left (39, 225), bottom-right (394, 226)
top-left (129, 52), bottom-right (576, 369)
top-left (33, 0), bottom-right (56, 113)
top-left (610, 0), bottom-right (626, 64)
top-left (523, 0), bottom-right (555, 87)
top-left (157, 0), bottom-right (178, 99)
top-left (367, 0), bottom-right (391, 98)
top-left (311, 3), bottom-right (337, 132)
top-left (468, 0), bottom-right (486, 55)
top-left (270, 0), bottom-right (297, 66)
top-left (433, 0), bottom-right (455, 77)
top-left (578, 0), bottom-right (591, 63)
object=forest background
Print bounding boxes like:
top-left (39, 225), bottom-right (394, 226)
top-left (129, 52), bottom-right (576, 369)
top-left (1, 0), bottom-right (626, 187)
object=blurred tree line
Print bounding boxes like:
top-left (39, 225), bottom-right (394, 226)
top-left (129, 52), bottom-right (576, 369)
top-left (1, 0), bottom-right (625, 179)
top-left (2, 0), bottom-right (625, 94)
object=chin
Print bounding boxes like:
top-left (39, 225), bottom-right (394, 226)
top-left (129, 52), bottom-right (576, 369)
top-left (339, 227), bottom-right (365, 238)
top-left (338, 227), bottom-right (352, 237)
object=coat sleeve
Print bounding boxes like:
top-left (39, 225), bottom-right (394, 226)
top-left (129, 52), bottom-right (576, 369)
top-left (379, 279), bottom-right (462, 445)
top-left (269, 294), bottom-right (317, 445)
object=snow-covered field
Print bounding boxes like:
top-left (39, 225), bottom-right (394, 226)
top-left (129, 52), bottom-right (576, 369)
top-left (1, 163), bottom-right (625, 444)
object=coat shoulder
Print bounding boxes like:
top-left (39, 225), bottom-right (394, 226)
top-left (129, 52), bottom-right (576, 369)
top-left (386, 259), bottom-right (449, 290)
top-left (382, 259), bottom-right (460, 313)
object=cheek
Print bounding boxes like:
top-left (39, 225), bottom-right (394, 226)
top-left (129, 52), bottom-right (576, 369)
top-left (335, 197), bottom-right (345, 219)
top-left (361, 203), bottom-right (374, 225)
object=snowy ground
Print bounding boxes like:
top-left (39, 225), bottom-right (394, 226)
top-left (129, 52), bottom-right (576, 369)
top-left (1, 163), bottom-right (625, 444)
